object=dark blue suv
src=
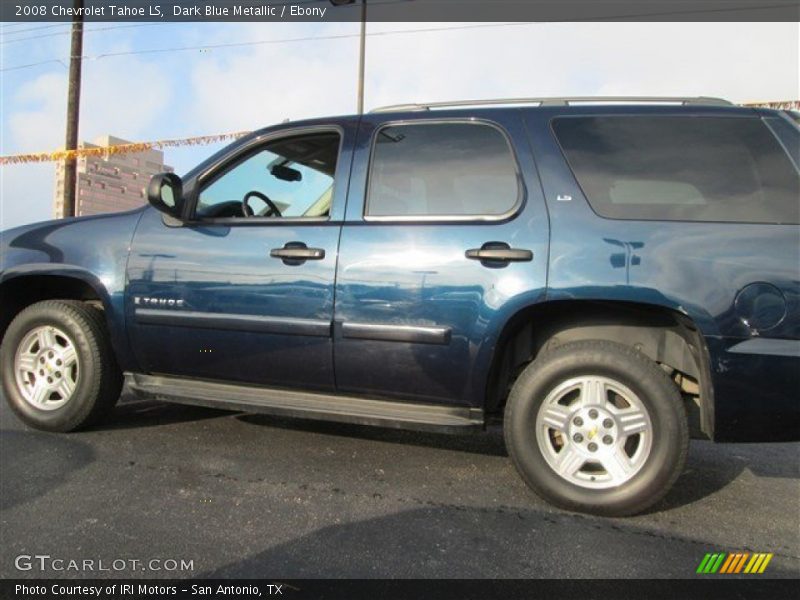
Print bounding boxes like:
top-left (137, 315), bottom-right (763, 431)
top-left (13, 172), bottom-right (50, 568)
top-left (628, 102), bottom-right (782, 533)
top-left (2, 97), bottom-right (798, 516)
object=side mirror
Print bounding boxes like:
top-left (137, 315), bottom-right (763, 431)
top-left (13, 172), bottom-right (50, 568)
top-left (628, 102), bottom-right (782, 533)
top-left (147, 172), bottom-right (184, 219)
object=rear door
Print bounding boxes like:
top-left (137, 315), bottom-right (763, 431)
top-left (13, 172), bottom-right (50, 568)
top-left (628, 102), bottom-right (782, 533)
top-left (332, 111), bottom-right (549, 407)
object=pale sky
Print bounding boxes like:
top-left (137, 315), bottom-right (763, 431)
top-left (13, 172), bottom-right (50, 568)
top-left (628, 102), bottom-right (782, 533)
top-left (1, 21), bottom-right (798, 230)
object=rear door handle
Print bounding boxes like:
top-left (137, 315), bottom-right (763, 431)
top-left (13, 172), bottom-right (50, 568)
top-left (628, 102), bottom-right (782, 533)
top-left (270, 242), bottom-right (325, 264)
top-left (466, 243), bottom-right (533, 265)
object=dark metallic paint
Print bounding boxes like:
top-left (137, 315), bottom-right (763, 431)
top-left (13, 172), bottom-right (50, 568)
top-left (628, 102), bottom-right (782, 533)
top-left (1, 105), bottom-right (797, 442)
top-left (525, 105), bottom-right (799, 441)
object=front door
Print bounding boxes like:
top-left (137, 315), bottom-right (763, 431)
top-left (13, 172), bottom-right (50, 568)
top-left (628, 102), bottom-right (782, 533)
top-left (126, 125), bottom-right (353, 391)
top-left (333, 112), bottom-right (550, 407)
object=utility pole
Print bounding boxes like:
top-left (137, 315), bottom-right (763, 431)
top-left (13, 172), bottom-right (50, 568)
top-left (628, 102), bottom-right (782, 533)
top-left (62, 0), bottom-right (84, 218)
top-left (330, 0), bottom-right (367, 114)
top-left (357, 0), bottom-right (367, 114)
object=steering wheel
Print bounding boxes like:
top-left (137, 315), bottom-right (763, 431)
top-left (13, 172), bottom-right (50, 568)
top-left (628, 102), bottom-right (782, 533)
top-left (242, 190), bottom-right (282, 218)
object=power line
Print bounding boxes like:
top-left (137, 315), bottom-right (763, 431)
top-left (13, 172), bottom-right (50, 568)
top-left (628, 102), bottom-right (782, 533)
top-left (0, 21), bottom-right (67, 31)
top-left (0, 23), bottom-right (169, 45)
top-left (0, 23), bottom-right (72, 35)
top-left (0, 0), bottom-right (330, 44)
top-left (97, 21), bottom-right (539, 58)
top-left (1, 1), bottom-right (793, 73)
top-left (1, 58), bottom-right (68, 72)
top-left (0, 22), bottom-right (538, 72)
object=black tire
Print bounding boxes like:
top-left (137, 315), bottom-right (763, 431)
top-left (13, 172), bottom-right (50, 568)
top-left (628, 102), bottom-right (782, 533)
top-left (504, 340), bottom-right (688, 516)
top-left (1, 300), bottom-right (122, 432)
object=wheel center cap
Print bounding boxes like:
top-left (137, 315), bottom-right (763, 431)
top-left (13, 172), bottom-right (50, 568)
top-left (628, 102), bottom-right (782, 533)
top-left (568, 406), bottom-right (617, 453)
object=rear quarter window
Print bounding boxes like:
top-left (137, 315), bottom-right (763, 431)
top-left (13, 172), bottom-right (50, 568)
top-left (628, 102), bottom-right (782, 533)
top-left (552, 116), bottom-right (800, 224)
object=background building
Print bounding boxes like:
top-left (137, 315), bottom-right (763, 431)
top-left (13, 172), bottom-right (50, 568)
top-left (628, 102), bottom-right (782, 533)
top-left (53, 135), bottom-right (172, 219)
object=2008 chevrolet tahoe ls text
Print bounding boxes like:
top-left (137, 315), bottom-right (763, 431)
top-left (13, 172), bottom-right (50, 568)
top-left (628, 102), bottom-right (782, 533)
top-left (2, 97), bottom-right (798, 516)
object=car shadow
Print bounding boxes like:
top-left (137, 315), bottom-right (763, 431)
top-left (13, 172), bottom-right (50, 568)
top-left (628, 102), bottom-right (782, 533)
top-left (96, 399), bottom-right (761, 512)
top-left (235, 413), bottom-right (508, 457)
top-left (195, 505), bottom-right (799, 579)
top-left (97, 397), bottom-right (232, 431)
top-left (234, 414), bottom-right (755, 511)
top-left (0, 429), bottom-right (95, 511)
top-left (649, 440), bottom-right (799, 513)
top-left (726, 443), bottom-right (800, 480)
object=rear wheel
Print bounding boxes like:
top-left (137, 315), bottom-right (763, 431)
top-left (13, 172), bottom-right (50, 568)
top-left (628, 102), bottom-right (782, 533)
top-left (504, 340), bottom-right (688, 516)
top-left (1, 300), bottom-right (122, 432)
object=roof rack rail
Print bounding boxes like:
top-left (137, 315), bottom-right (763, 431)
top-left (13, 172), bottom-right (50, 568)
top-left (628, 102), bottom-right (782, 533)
top-left (370, 96), bottom-right (734, 113)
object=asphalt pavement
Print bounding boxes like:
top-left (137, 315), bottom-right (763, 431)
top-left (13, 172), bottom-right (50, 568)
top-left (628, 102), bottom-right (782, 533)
top-left (1, 390), bottom-right (798, 579)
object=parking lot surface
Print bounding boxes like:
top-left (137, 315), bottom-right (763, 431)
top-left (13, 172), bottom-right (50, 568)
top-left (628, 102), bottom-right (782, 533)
top-left (1, 391), bottom-right (798, 579)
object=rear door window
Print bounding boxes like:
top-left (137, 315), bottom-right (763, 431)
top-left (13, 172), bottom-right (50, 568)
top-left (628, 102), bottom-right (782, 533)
top-left (552, 116), bottom-right (799, 224)
top-left (366, 122), bottom-right (521, 219)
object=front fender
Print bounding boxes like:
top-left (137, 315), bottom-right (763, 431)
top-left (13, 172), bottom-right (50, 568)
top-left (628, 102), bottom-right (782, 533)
top-left (0, 209), bottom-right (146, 371)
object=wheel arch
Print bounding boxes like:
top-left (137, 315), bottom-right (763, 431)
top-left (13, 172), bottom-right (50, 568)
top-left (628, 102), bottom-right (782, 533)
top-left (485, 299), bottom-right (715, 439)
top-left (0, 269), bottom-right (132, 371)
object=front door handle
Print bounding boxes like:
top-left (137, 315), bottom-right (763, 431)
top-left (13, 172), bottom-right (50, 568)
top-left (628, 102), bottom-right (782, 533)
top-left (270, 242), bottom-right (325, 265)
top-left (466, 242), bottom-right (533, 265)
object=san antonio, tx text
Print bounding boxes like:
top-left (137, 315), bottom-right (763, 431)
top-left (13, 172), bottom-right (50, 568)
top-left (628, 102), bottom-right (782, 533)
top-left (16, 584), bottom-right (278, 596)
top-left (48, 3), bottom-right (329, 18)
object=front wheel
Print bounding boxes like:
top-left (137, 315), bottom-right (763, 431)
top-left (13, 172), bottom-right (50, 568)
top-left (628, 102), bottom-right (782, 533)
top-left (504, 340), bottom-right (688, 516)
top-left (1, 300), bottom-right (122, 432)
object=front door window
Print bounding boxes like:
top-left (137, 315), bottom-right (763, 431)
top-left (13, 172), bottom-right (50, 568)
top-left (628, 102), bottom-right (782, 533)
top-left (196, 132), bottom-right (340, 220)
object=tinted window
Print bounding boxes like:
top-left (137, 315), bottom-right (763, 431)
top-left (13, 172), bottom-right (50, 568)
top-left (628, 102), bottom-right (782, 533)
top-left (764, 117), bottom-right (800, 169)
top-left (366, 123), bottom-right (519, 218)
top-left (553, 116), bottom-right (799, 224)
top-left (197, 132), bottom-right (339, 219)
